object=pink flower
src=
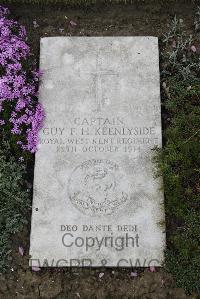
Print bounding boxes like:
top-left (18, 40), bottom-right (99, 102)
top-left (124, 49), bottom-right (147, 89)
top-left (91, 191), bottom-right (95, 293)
top-left (172, 40), bottom-right (176, 48)
top-left (0, 6), bottom-right (10, 18)
top-left (0, 5), bottom-right (45, 153)
top-left (149, 266), bottom-right (156, 272)
top-left (18, 246), bottom-right (24, 256)
top-left (191, 45), bottom-right (197, 53)
top-left (69, 20), bottom-right (77, 27)
top-left (130, 271), bottom-right (138, 277)
top-left (32, 266), bottom-right (41, 272)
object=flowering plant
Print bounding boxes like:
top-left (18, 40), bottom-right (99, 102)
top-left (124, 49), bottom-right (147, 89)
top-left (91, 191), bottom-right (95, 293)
top-left (0, 6), bottom-right (44, 153)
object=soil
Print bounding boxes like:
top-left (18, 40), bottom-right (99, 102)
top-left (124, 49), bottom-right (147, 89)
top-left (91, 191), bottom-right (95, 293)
top-left (0, 1), bottom-right (199, 298)
top-left (6, 1), bottom-right (197, 54)
top-left (0, 226), bottom-right (198, 298)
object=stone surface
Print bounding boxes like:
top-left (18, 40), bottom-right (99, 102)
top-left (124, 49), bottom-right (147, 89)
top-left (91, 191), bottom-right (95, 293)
top-left (30, 37), bottom-right (165, 267)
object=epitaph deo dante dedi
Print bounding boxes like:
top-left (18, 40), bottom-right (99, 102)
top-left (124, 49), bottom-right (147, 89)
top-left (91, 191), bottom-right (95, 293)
top-left (30, 37), bottom-right (166, 267)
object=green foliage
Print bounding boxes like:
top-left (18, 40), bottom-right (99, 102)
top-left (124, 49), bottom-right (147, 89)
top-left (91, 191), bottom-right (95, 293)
top-left (156, 15), bottom-right (200, 295)
top-left (0, 143), bottom-right (30, 272)
top-left (194, 6), bottom-right (200, 32)
top-left (162, 17), bottom-right (199, 82)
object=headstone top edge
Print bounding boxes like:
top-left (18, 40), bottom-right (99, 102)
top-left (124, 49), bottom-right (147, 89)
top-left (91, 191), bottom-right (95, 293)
top-left (40, 36), bottom-right (158, 42)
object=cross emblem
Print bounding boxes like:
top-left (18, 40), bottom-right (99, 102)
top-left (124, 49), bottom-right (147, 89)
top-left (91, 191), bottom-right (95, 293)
top-left (78, 51), bottom-right (119, 112)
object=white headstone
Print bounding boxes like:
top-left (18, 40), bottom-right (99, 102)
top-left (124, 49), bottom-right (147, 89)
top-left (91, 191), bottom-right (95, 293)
top-left (30, 37), bottom-right (165, 267)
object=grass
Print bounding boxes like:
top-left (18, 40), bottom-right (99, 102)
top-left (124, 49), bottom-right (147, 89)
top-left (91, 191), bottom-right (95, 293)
top-left (155, 13), bottom-right (200, 295)
top-left (0, 142), bottom-right (31, 272)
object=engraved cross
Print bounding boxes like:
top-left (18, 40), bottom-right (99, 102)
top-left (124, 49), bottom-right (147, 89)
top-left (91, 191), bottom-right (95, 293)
top-left (78, 52), bottom-right (119, 112)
